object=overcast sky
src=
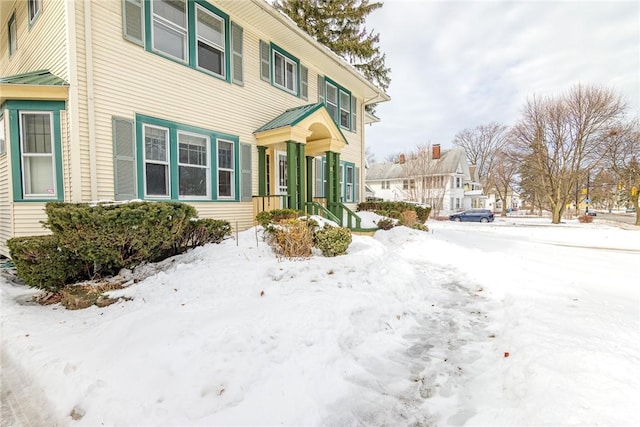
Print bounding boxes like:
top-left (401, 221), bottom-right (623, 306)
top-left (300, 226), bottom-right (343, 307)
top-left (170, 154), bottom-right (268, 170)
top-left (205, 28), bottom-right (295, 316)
top-left (364, 0), bottom-right (640, 161)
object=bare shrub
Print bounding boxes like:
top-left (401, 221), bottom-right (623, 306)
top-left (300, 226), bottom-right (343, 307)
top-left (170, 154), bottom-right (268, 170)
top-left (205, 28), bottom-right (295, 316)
top-left (400, 210), bottom-right (418, 227)
top-left (267, 218), bottom-right (314, 259)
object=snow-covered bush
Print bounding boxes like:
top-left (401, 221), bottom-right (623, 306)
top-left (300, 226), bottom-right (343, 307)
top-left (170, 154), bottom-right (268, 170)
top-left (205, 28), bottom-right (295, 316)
top-left (314, 225), bottom-right (352, 257)
top-left (43, 201), bottom-right (196, 276)
top-left (7, 235), bottom-right (86, 292)
top-left (176, 218), bottom-right (232, 250)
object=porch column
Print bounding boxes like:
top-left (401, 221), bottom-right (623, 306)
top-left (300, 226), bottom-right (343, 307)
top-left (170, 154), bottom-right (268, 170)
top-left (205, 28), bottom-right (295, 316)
top-left (257, 146), bottom-right (267, 196)
top-left (325, 151), bottom-right (341, 215)
top-left (286, 141), bottom-right (298, 210)
top-left (297, 143), bottom-right (306, 211)
top-left (306, 156), bottom-right (314, 205)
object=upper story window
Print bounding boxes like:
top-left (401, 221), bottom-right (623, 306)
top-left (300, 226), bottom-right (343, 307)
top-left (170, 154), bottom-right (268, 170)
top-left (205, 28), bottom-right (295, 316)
top-left (125, 0), bottom-right (240, 83)
top-left (28, 0), bottom-right (42, 26)
top-left (8, 13), bottom-right (17, 55)
top-left (260, 41), bottom-right (306, 98)
top-left (318, 76), bottom-right (356, 132)
top-left (196, 4), bottom-right (225, 77)
top-left (151, 0), bottom-right (187, 62)
top-left (273, 50), bottom-right (297, 94)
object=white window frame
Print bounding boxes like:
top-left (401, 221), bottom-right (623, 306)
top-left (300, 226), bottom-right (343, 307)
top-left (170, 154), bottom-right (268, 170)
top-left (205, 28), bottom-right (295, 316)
top-left (177, 131), bottom-right (210, 200)
top-left (326, 82), bottom-right (339, 123)
top-left (217, 138), bottom-right (235, 199)
top-left (28, 0), bottom-right (42, 25)
top-left (339, 89), bottom-right (350, 129)
top-left (195, 4), bottom-right (226, 78)
top-left (19, 111), bottom-right (57, 199)
top-left (151, 0), bottom-right (188, 62)
top-left (143, 124), bottom-right (171, 198)
top-left (272, 50), bottom-right (297, 95)
top-left (8, 14), bottom-right (17, 55)
top-left (0, 114), bottom-right (5, 155)
top-left (345, 165), bottom-right (354, 202)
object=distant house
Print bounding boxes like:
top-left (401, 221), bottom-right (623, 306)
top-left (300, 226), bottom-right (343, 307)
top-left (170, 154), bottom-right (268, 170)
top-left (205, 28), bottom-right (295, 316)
top-left (365, 145), bottom-right (486, 216)
top-left (0, 0), bottom-right (389, 256)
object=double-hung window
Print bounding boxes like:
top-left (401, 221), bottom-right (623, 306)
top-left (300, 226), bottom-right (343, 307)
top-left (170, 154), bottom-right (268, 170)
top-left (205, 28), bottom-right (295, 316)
top-left (8, 14), bottom-right (16, 55)
top-left (20, 112), bottom-right (56, 198)
top-left (151, 0), bottom-right (188, 62)
top-left (273, 50), bottom-right (297, 94)
top-left (143, 125), bottom-right (170, 197)
top-left (136, 115), bottom-right (240, 201)
top-left (28, 0), bottom-right (42, 26)
top-left (178, 132), bottom-right (209, 198)
top-left (345, 165), bottom-right (354, 202)
top-left (259, 41), bottom-right (305, 98)
top-left (340, 91), bottom-right (350, 129)
top-left (196, 4), bottom-right (225, 77)
top-left (6, 101), bottom-right (64, 202)
top-left (326, 83), bottom-right (338, 123)
top-left (217, 139), bottom-right (234, 198)
top-left (319, 77), bottom-right (354, 131)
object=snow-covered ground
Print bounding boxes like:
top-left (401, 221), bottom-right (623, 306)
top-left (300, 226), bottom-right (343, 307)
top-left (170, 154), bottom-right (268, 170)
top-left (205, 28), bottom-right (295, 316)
top-left (1, 216), bottom-right (638, 426)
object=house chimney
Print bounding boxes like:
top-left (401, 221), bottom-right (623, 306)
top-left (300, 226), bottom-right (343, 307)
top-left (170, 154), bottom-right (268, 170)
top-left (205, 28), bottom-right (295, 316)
top-left (432, 144), bottom-right (441, 160)
top-left (399, 153), bottom-right (405, 164)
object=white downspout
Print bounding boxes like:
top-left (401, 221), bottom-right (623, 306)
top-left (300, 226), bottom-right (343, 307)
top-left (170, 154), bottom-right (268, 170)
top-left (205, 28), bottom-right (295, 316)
top-left (84, 0), bottom-right (97, 200)
top-left (65, 0), bottom-right (81, 201)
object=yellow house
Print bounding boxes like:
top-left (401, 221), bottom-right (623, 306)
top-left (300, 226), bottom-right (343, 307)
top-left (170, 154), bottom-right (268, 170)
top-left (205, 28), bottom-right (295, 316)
top-left (0, 0), bottom-right (389, 257)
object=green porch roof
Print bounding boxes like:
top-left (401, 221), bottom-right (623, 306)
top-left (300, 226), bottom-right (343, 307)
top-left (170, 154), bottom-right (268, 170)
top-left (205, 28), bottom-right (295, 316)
top-left (254, 103), bottom-right (323, 133)
top-left (0, 70), bottom-right (68, 86)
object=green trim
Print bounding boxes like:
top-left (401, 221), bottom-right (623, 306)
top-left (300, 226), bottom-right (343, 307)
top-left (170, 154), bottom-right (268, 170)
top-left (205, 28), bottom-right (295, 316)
top-left (341, 161), bottom-right (355, 203)
top-left (257, 146), bottom-right (267, 195)
top-left (270, 42), bottom-right (301, 97)
top-left (144, 0), bottom-right (231, 82)
top-left (135, 113), bottom-right (239, 202)
top-left (305, 156), bottom-right (313, 203)
top-left (286, 141), bottom-right (297, 209)
top-left (297, 143), bottom-right (306, 209)
top-left (8, 101), bottom-right (65, 202)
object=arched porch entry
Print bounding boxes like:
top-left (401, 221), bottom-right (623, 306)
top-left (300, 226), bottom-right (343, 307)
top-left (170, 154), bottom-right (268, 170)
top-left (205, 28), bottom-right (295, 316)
top-left (253, 103), bottom-right (349, 224)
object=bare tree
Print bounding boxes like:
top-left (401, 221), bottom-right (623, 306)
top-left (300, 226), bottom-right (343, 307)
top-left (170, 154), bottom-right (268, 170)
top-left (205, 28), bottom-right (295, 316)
top-left (511, 84), bottom-right (626, 224)
top-left (453, 122), bottom-right (509, 190)
top-left (605, 119), bottom-right (640, 225)
top-left (493, 149), bottom-right (519, 217)
top-left (365, 146), bottom-right (376, 165)
top-left (384, 152), bottom-right (401, 163)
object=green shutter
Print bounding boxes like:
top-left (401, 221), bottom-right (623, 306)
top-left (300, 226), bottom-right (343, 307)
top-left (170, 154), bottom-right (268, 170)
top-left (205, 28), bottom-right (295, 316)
top-left (300, 66), bottom-right (308, 100)
top-left (240, 143), bottom-right (252, 201)
top-left (317, 74), bottom-right (325, 104)
top-left (259, 40), bottom-right (270, 82)
top-left (351, 96), bottom-right (357, 132)
top-left (113, 117), bottom-right (137, 200)
top-left (122, 0), bottom-right (143, 46)
top-left (355, 166), bottom-right (360, 202)
top-left (231, 22), bottom-right (243, 85)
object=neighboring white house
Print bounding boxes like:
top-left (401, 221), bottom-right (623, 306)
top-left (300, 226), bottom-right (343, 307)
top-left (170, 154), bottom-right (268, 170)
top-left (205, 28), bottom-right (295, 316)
top-left (365, 145), bottom-right (487, 216)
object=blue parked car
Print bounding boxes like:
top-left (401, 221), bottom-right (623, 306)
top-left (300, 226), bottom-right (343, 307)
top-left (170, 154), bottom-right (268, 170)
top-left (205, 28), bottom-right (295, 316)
top-left (449, 209), bottom-right (494, 223)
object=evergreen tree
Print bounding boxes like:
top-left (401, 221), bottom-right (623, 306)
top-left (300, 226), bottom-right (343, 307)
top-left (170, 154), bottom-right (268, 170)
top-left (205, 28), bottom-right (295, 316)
top-left (274, 0), bottom-right (391, 111)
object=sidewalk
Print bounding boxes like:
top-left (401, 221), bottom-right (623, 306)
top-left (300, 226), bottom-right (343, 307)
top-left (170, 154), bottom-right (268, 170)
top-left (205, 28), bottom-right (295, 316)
top-left (1, 348), bottom-right (61, 427)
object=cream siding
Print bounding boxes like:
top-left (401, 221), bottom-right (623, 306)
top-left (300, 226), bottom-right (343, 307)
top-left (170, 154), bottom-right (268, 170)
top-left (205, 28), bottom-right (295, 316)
top-left (1, 0), bottom-right (383, 246)
top-left (12, 204), bottom-right (50, 237)
top-left (1, 0), bottom-right (68, 80)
